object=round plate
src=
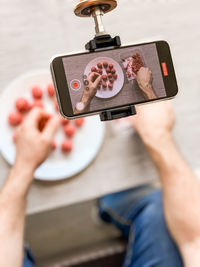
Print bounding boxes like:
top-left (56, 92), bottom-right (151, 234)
top-left (84, 57), bottom-right (124, 99)
top-left (0, 70), bottom-right (105, 181)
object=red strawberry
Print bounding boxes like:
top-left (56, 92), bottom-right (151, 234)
top-left (47, 84), bottom-right (55, 97)
top-left (31, 86), bottom-right (43, 99)
top-left (64, 124), bottom-right (76, 138)
top-left (15, 98), bottom-right (30, 113)
top-left (74, 118), bottom-right (85, 127)
top-left (8, 112), bottom-right (23, 126)
top-left (61, 140), bottom-right (73, 153)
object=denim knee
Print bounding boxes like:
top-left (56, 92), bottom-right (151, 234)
top-left (130, 191), bottom-right (171, 246)
top-left (128, 190), bottom-right (183, 267)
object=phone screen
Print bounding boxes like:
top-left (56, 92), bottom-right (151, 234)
top-left (52, 41), bottom-right (178, 117)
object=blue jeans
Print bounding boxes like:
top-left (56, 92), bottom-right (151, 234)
top-left (98, 186), bottom-right (184, 267)
top-left (24, 187), bottom-right (184, 267)
top-left (23, 247), bottom-right (35, 267)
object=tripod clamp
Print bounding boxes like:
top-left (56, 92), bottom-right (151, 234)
top-left (74, 0), bottom-right (137, 121)
top-left (86, 34), bottom-right (136, 121)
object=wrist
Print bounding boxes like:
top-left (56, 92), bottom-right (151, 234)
top-left (144, 132), bottom-right (182, 176)
top-left (140, 84), bottom-right (156, 99)
top-left (142, 132), bottom-right (173, 150)
top-left (81, 95), bottom-right (90, 108)
top-left (4, 161), bottom-right (35, 199)
top-left (142, 132), bottom-right (176, 168)
top-left (14, 158), bottom-right (36, 174)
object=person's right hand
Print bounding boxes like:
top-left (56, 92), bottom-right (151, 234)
top-left (81, 72), bottom-right (102, 106)
top-left (130, 101), bottom-right (175, 147)
top-left (15, 108), bottom-right (60, 175)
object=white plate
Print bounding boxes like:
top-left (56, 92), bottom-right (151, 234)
top-left (0, 70), bottom-right (105, 181)
top-left (84, 57), bottom-right (124, 99)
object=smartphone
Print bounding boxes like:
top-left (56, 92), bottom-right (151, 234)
top-left (50, 40), bottom-right (178, 119)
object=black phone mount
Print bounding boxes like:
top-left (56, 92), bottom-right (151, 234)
top-left (74, 0), bottom-right (137, 121)
top-left (85, 34), bottom-right (121, 51)
top-left (86, 34), bottom-right (137, 121)
top-left (85, 34), bottom-right (136, 121)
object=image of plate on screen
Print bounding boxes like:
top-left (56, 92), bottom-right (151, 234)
top-left (84, 57), bottom-right (124, 99)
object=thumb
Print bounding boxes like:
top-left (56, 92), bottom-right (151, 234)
top-left (42, 115), bottom-right (60, 141)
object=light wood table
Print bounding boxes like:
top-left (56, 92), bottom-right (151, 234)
top-left (0, 0), bottom-right (200, 215)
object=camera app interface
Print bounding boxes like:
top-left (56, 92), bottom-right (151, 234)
top-left (62, 43), bottom-right (167, 115)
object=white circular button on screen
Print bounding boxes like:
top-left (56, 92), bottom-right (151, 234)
top-left (70, 79), bottom-right (81, 91)
top-left (76, 102), bottom-right (85, 112)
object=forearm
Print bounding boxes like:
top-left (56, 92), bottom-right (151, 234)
top-left (145, 134), bottom-right (200, 265)
top-left (147, 134), bottom-right (195, 187)
top-left (74, 104), bottom-right (89, 114)
top-left (0, 164), bottom-right (33, 267)
top-left (181, 238), bottom-right (200, 267)
top-left (147, 134), bottom-right (200, 209)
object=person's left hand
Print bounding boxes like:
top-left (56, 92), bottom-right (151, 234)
top-left (130, 101), bottom-right (175, 147)
top-left (136, 67), bottom-right (157, 99)
top-left (14, 108), bottom-right (60, 173)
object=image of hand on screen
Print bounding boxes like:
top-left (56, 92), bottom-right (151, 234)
top-left (74, 72), bottom-right (102, 114)
top-left (136, 67), bottom-right (157, 100)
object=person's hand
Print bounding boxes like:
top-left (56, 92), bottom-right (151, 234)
top-left (81, 72), bottom-right (102, 106)
top-left (14, 108), bottom-right (60, 173)
top-left (136, 67), bottom-right (152, 90)
top-left (130, 101), bottom-right (175, 147)
top-left (136, 67), bottom-right (157, 99)
top-left (75, 72), bottom-right (102, 114)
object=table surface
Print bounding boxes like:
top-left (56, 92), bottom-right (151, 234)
top-left (0, 0), bottom-right (200, 215)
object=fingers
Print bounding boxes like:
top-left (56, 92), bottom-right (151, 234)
top-left (138, 67), bottom-right (151, 73)
top-left (23, 108), bottom-right (47, 128)
top-left (93, 74), bottom-right (102, 88)
top-left (42, 115), bottom-right (60, 141)
top-left (22, 108), bottom-right (60, 141)
top-left (89, 72), bottom-right (100, 83)
top-left (88, 72), bottom-right (96, 82)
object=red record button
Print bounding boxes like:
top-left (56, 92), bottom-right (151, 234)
top-left (161, 62), bottom-right (168, 77)
top-left (70, 79), bottom-right (81, 91)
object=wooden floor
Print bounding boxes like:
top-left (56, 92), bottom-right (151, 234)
top-left (25, 199), bottom-right (122, 266)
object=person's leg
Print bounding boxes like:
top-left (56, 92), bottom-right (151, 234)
top-left (23, 247), bottom-right (35, 267)
top-left (98, 185), bottom-right (155, 238)
top-left (98, 187), bottom-right (183, 267)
